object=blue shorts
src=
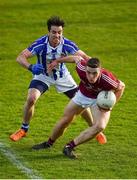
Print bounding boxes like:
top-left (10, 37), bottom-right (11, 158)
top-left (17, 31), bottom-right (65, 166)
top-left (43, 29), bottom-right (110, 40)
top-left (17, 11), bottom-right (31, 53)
top-left (29, 79), bottom-right (78, 98)
top-left (29, 80), bottom-right (48, 94)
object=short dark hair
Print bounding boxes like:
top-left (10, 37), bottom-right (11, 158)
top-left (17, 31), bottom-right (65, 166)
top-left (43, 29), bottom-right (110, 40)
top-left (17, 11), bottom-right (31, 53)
top-left (86, 57), bottom-right (101, 68)
top-left (47, 16), bottom-right (65, 31)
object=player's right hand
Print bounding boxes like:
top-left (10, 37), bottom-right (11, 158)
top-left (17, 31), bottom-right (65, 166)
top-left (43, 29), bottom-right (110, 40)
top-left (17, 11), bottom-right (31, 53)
top-left (47, 61), bottom-right (58, 73)
top-left (28, 64), bottom-right (44, 75)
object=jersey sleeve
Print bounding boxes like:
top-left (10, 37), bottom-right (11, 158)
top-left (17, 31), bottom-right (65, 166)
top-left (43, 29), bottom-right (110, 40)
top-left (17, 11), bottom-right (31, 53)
top-left (63, 38), bottom-right (79, 55)
top-left (76, 60), bottom-right (86, 74)
top-left (27, 36), bottom-right (47, 55)
top-left (102, 70), bottom-right (120, 90)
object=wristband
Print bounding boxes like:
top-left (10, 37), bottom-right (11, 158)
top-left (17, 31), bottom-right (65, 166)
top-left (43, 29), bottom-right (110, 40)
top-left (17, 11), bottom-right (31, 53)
top-left (28, 64), bottom-right (33, 72)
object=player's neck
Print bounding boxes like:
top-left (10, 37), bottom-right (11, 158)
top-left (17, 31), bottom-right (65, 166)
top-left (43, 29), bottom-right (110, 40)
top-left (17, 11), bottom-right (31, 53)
top-left (49, 41), bottom-right (59, 48)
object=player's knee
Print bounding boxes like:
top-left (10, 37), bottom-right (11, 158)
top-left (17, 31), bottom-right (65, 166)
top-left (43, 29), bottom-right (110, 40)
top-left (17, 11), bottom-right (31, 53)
top-left (27, 95), bottom-right (38, 106)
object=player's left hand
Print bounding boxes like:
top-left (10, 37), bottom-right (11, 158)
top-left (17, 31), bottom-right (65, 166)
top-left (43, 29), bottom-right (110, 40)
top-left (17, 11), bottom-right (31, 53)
top-left (97, 105), bottom-right (112, 112)
top-left (28, 63), bottom-right (44, 75)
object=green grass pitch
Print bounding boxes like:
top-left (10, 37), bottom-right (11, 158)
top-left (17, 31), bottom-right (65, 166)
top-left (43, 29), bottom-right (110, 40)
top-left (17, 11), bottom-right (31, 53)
top-left (0, 0), bottom-right (137, 178)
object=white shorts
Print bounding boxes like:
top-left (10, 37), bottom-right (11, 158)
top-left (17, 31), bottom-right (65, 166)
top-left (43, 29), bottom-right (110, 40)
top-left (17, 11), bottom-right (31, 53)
top-left (33, 72), bottom-right (77, 93)
top-left (73, 90), bottom-right (111, 125)
top-left (72, 90), bottom-right (96, 108)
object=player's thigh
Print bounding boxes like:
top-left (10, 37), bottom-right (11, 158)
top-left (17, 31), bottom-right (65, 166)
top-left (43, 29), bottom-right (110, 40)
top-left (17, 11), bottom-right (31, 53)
top-left (91, 105), bottom-right (111, 129)
top-left (29, 79), bottom-right (49, 94)
top-left (64, 100), bottom-right (84, 118)
top-left (27, 79), bottom-right (49, 100)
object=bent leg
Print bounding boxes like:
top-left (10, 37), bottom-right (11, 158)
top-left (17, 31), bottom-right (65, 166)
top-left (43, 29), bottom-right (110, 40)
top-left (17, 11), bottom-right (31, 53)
top-left (10, 88), bottom-right (41, 142)
top-left (32, 100), bottom-right (84, 150)
top-left (10, 80), bottom-right (48, 141)
top-left (23, 79), bottom-right (49, 124)
top-left (23, 88), bottom-right (41, 124)
top-left (74, 105), bottom-right (111, 146)
top-left (50, 100), bottom-right (84, 141)
top-left (64, 88), bottom-right (93, 126)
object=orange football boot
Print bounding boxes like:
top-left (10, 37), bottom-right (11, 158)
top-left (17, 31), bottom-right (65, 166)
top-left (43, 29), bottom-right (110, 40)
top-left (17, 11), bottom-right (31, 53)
top-left (96, 132), bottom-right (107, 144)
top-left (10, 129), bottom-right (27, 142)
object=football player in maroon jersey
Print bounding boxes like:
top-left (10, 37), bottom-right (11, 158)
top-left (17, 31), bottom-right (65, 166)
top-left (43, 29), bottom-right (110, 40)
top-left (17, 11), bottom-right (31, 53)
top-left (33, 56), bottom-right (125, 159)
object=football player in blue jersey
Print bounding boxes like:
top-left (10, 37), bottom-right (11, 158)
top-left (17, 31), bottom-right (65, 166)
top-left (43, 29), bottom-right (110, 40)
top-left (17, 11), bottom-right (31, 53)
top-left (10, 16), bottom-right (106, 144)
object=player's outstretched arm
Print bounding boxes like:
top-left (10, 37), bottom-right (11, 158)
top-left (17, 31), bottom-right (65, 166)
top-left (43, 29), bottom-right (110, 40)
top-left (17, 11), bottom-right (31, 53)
top-left (47, 55), bottom-right (82, 73)
top-left (74, 50), bottom-right (91, 61)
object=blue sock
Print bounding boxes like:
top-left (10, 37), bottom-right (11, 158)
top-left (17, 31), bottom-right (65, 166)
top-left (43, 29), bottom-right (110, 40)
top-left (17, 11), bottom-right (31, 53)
top-left (21, 123), bottom-right (29, 132)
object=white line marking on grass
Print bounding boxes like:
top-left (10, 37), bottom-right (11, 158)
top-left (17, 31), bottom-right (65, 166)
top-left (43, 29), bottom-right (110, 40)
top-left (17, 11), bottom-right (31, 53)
top-left (0, 142), bottom-right (43, 179)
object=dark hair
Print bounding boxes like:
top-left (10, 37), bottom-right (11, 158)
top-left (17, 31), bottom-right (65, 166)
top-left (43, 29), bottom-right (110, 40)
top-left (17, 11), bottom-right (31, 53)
top-left (86, 57), bottom-right (101, 68)
top-left (47, 16), bottom-right (65, 31)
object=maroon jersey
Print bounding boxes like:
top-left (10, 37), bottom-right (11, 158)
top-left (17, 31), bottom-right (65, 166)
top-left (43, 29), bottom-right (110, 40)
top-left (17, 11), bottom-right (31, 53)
top-left (76, 60), bottom-right (120, 98)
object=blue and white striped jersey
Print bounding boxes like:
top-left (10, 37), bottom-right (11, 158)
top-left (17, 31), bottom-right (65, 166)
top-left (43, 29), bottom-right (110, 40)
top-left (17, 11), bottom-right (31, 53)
top-left (27, 35), bottom-right (79, 78)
